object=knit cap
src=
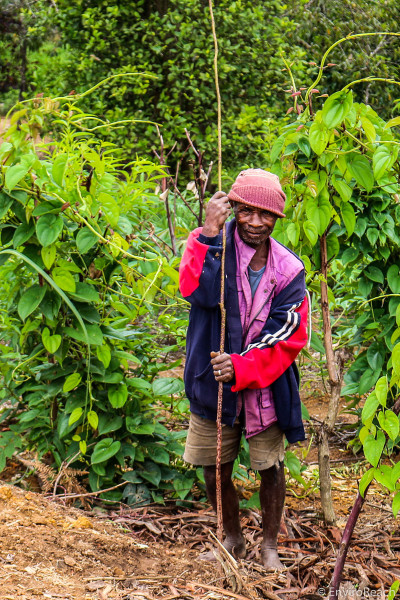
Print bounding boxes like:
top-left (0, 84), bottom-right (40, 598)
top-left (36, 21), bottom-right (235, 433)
top-left (228, 168), bottom-right (286, 218)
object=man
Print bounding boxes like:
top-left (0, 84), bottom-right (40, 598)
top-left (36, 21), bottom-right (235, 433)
top-left (179, 169), bottom-right (308, 570)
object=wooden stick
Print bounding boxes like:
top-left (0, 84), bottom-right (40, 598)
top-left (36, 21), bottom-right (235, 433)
top-left (208, 0), bottom-right (225, 547)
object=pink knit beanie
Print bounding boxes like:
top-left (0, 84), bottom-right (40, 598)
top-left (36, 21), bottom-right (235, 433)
top-left (228, 168), bottom-right (286, 218)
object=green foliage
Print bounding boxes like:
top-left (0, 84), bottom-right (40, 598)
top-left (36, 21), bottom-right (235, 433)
top-left (285, 0), bottom-right (400, 120)
top-left (0, 97), bottom-right (195, 505)
top-left (359, 337), bottom-right (400, 516)
top-left (4, 0), bottom-right (308, 171)
top-left (270, 78), bottom-right (400, 400)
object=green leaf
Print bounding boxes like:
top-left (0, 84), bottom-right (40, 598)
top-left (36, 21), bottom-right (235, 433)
top-left (41, 245), bottom-right (57, 270)
top-left (305, 195), bottom-right (331, 235)
top-left (363, 430), bottom-right (385, 467)
top-left (366, 228), bottom-right (379, 246)
top-left (392, 492), bottom-right (400, 518)
top-left (309, 120), bottom-right (330, 155)
top-left (341, 247), bottom-right (358, 265)
top-left (98, 192), bottom-right (120, 227)
top-left (63, 373), bottom-right (82, 393)
top-left (79, 440), bottom-right (87, 455)
top-left (98, 415), bottom-right (123, 435)
top-left (361, 392), bottom-right (380, 426)
top-left (36, 214), bottom-right (64, 247)
top-left (387, 579), bottom-right (400, 599)
top-left (375, 376), bottom-right (387, 406)
top-left (359, 467), bottom-right (375, 497)
top-left (122, 470), bottom-right (142, 484)
top-left (68, 407), bottom-right (83, 426)
top-left (297, 137), bottom-right (311, 157)
top-left (87, 410), bottom-right (99, 430)
top-left (373, 144), bottom-right (398, 181)
top-left (360, 116), bottom-right (376, 143)
top-left (322, 89), bottom-right (353, 128)
top-left (40, 290), bottom-right (61, 320)
top-left (70, 282), bottom-right (100, 303)
top-left (52, 267), bottom-right (76, 292)
top-left (52, 153), bottom-right (68, 187)
top-left (301, 401), bottom-right (310, 421)
top-left (140, 461), bottom-right (161, 486)
top-left (345, 153), bottom-right (374, 192)
top-left (286, 222), bottom-right (300, 246)
top-left (310, 331), bottom-right (325, 354)
top-left (326, 233), bottom-right (339, 260)
top-left (392, 343), bottom-right (400, 378)
top-left (365, 266), bottom-right (384, 284)
top-left (32, 201), bottom-right (62, 217)
top-left (96, 344), bottom-right (111, 368)
top-left (387, 264), bottom-right (400, 294)
top-left (13, 223), bottom-right (35, 248)
top-left (126, 417), bottom-right (155, 434)
top-left (341, 202), bottom-right (355, 236)
top-left (108, 384), bottom-right (128, 408)
top-left (91, 438), bottom-right (121, 464)
top-left (354, 217), bottom-right (367, 238)
top-left (152, 377), bottom-right (185, 396)
top-left (378, 410), bottom-right (399, 441)
top-left (385, 116), bottom-right (400, 129)
top-left (147, 445), bottom-right (170, 465)
top-left (76, 228), bottom-right (98, 254)
top-left (173, 475), bottom-right (194, 499)
top-left (359, 368), bottom-right (381, 396)
top-left (332, 179), bottom-right (352, 202)
top-left (270, 135), bottom-right (285, 163)
top-left (18, 284), bottom-right (46, 320)
top-left (0, 192), bottom-right (14, 219)
top-left (5, 163), bottom-right (29, 191)
top-left (367, 346), bottom-right (384, 372)
top-left (374, 465), bottom-right (395, 491)
top-left (42, 327), bottom-right (61, 354)
top-left (303, 220), bottom-right (318, 246)
top-left (64, 323), bottom-right (103, 345)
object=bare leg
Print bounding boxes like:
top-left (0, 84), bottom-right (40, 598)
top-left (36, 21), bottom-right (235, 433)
top-left (259, 461), bottom-right (285, 570)
top-left (202, 460), bottom-right (246, 559)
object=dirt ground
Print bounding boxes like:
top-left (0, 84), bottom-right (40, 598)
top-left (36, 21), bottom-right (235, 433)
top-left (1, 378), bottom-right (399, 600)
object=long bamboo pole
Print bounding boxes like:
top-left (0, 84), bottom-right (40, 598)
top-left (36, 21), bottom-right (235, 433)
top-left (208, 0), bottom-right (225, 545)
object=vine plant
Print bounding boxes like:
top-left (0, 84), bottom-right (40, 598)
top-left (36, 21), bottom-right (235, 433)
top-left (0, 91), bottom-right (196, 504)
top-left (270, 33), bottom-right (400, 525)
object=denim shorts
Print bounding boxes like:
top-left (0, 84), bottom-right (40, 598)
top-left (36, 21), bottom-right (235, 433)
top-left (183, 413), bottom-right (284, 471)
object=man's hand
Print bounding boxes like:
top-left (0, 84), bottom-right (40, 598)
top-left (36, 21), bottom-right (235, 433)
top-left (211, 351), bottom-right (234, 383)
top-left (202, 191), bottom-right (231, 237)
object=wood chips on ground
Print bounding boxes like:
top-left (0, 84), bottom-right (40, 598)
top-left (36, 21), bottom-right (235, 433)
top-left (0, 480), bottom-right (399, 600)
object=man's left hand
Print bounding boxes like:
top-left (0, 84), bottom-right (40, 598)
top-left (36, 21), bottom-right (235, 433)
top-left (210, 351), bottom-right (234, 382)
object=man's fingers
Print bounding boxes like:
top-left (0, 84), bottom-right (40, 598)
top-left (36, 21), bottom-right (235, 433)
top-left (211, 351), bottom-right (228, 364)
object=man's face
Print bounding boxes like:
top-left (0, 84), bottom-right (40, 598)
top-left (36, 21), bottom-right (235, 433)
top-left (232, 202), bottom-right (278, 248)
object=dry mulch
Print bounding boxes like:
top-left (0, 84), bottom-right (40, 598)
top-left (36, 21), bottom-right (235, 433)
top-left (0, 477), bottom-right (399, 600)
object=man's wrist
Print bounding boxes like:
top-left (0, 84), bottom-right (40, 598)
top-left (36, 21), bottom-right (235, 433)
top-left (202, 223), bottom-right (220, 237)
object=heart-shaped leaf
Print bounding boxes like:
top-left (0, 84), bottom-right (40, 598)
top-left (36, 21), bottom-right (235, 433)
top-left (42, 327), bottom-right (61, 354)
top-left (36, 214), bottom-right (64, 247)
top-left (18, 285), bottom-right (47, 320)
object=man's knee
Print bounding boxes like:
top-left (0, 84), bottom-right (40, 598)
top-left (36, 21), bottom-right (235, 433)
top-left (204, 461), bottom-right (234, 487)
top-left (259, 460), bottom-right (285, 484)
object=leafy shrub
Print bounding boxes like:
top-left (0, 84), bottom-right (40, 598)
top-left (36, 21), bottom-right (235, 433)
top-left (0, 97), bottom-right (197, 504)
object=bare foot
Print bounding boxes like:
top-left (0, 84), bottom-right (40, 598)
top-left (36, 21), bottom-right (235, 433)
top-left (199, 536), bottom-right (247, 561)
top-left (260, 547), bottom-right (285, 571)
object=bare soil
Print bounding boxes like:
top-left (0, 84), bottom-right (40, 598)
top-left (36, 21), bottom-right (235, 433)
top-left (0, 359), bottom-right (399, 599)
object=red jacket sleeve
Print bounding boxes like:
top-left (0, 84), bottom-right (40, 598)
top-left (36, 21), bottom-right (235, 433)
top-left (179, 228), bottom-right (223, 307)
top-left (230, 294), bottom-right (308, 391)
